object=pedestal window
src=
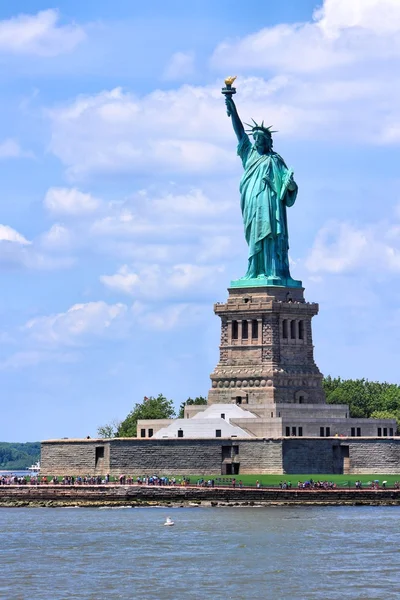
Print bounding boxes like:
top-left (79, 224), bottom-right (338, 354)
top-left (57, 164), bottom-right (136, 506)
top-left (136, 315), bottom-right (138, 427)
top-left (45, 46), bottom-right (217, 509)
top-left (282, 319), bottom-right (288, 339)
top-left (232, 320), bottom-right (238, 340)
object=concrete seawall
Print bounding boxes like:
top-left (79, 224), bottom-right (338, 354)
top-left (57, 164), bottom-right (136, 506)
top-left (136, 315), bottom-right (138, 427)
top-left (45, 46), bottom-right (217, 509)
top-left (1, 485), bottom-right (400, 507)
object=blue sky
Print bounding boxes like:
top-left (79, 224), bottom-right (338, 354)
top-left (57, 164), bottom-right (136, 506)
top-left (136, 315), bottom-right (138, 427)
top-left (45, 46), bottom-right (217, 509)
top-left (1, 0), bottom-right (400, 441)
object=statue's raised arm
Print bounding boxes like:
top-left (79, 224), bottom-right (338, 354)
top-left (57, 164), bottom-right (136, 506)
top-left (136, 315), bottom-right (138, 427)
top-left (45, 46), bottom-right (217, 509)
top-left (221, 76), bottom-right (245, 143)
top-left (225, 96), bottom-right (245, 143)
top-left (221, 77), bottom-right (301, 289)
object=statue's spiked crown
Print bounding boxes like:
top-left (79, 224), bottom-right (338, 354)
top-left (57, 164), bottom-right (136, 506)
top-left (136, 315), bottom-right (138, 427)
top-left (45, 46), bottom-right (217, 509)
top-left (245, 119), bottom-right (277, 138)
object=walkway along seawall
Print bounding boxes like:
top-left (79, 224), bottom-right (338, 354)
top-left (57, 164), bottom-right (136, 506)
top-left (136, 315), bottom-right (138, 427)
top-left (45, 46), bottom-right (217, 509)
top-left (1, 485), bottom-right (400, 507)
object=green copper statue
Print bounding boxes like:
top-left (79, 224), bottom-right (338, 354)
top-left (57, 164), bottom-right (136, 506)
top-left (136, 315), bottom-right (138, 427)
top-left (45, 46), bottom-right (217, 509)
top-left (223, 77), bottom-right (301, 288)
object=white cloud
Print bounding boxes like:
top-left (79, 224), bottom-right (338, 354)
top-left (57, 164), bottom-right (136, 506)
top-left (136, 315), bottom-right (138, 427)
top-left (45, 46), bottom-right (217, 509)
top-left (0, 9), bottom-right (85, 57)
top-left (48, 85), bottom-right (235, 179)
top-left (0, 182), bottom-right (237, 279)
top-left (197, 235), bottom-right (241, 263)
top-left (208, 0), bottom-right (400, 146)
top-left (167, 263), bottom-right (224, 292)
top-left (212, 0), bottom-right (400, 73)
top-left (0, 224), bottom-right (75, 270)
top-left (152, 188), bottom-right (231, 217)
top-left (100, 265), bottom-right (139, 296)
top-left (89, 187), bottom-right (236, 248)
top-left (121, 243), bottom-right (182, 263)
top-left (24, 301), bottom-right (128, 346)
top-left (100, 263), bottom-right (224, 300)
top-left (91, 209), bottom-right (149, 237)
top-left (0, 139), bottom-right (25, 159)
top-left (316, 0), bottom-right (400, 38)
top-left (163, 51), bottom-right (195, 81)
top-left (0, 243), bottom-right (74, 270)
top-left (44, 187), bottom-right (100, 216)
top-left (306, 222), bottom-right (369, 274)
top-left (305, 220), bottom-right (400, 275)
top-left (139, 303), bottom-right (205, 331)
top-left (48, 67), bottom-right (400, 182)
top-left (0, 224), bottom-right (30, 245)
top-left (213, 24), bottom-right (348, 73)
top-left (40, 224), bottom-right (73, 250)
top-left (0, 350), bottom-right (77, 370)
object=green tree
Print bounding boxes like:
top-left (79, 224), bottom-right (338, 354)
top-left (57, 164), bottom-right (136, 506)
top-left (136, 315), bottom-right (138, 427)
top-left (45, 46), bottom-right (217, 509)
top-left (178, 396), bottom-right (207, 418)
top-left (117, 394), bottom-right (176, 437)
top-left (97, 419), bottom-right (121, 439)
top-left (323, 376), bottom-right (400, 421)
top-left (0, 442), bottom-right (40, 469)
top-left (370, 410), bottom-right (400, 432)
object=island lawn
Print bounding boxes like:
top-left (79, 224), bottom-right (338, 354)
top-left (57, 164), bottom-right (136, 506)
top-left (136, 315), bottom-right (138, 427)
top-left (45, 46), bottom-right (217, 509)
top-left (31, 474), bottom-right (400, 487)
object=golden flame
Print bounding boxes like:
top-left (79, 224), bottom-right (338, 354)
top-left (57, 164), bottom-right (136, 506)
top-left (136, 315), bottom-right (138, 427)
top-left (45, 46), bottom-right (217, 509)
top-left (224, 75), bottom-right (237, 86)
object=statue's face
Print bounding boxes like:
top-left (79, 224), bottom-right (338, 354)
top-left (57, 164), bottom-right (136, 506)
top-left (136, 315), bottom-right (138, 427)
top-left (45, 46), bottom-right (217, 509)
top-left (253, 131), bottom-right (272, 154)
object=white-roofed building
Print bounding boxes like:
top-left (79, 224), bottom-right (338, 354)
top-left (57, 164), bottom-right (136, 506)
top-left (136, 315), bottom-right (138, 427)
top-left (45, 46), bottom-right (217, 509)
top-left (137, 403), bottom-right (256, 440)
top-left (153, 417), bottom-right (251, 439)
top-left (191, 403), bottom-right (257, 422)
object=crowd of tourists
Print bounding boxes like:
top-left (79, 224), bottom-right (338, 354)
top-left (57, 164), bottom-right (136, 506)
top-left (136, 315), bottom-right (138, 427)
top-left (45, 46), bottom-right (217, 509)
top-left (0, 475), bottom-right (33, 485)
top-left (133, 475), bottom-right (187, 485)
top-left (1, 473), bottom-right (400, 489)
top-left (295, 480), bottom-right (338, 489)
top-left (196, 479), bottom-right (215, 487)
top-left (49, 475), bottom-right (109, 485)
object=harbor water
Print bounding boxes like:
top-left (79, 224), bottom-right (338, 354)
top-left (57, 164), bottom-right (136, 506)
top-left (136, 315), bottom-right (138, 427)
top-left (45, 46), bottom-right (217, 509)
top-left (1, 505), bottom-right (400, 599)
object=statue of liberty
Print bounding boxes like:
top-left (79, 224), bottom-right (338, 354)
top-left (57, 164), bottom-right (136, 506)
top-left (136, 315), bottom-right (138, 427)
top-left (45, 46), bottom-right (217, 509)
top-left (223, 78), bottom-right (301, 288)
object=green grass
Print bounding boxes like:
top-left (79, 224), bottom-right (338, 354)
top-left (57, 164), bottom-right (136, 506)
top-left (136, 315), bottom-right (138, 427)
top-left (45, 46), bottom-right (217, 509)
top-left (28, 474), bottom-right (400, 487)
top-left (161, 474), bottom-right (400, 487)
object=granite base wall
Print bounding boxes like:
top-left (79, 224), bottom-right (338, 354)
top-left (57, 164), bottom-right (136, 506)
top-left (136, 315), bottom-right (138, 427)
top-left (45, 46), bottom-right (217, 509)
top-left (41, 437), bottom-right (400, 476)
top-left (233, 440), bottom-right (282, 474)
top-left (345, 439), bottom-right (400, 474)
top-left (281, 439), bottom-right (400, 474)
top-left (41, 442), bottom-right (108, 475)
top-left (282, 439), bottom-right (343, 474)
top-left (109, 439), bottom-right (222, 475)
top-left (41, 438), bottom-right (283, 476)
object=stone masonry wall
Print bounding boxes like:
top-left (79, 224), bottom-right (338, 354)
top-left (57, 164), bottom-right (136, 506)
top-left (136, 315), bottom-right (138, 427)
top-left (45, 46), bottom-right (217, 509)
top-left (346, 440), bottom-right (400, 474)
top-left (282, 438), bottom-right (400, 474)
top-left (41, 439), bottom-right (284, 476)
top-left (41, 441), bottom-right (109, 476)
top-left (109, 439), bottom-right (223, 475)
top-left (282, 439), bottom-right (343, 474)
top-left (41, 437), bottom-right (400, 476)
top-left (209, 286), bottom-right (326, 406)
top-left (237, 440), bottom-right (283, 474)
top-left (3, 486), bottom-right (400, 506)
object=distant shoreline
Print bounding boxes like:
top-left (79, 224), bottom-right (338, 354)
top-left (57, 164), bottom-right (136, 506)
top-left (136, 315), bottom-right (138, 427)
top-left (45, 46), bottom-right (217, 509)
top-left (1, 485), bottom-right (400, 507)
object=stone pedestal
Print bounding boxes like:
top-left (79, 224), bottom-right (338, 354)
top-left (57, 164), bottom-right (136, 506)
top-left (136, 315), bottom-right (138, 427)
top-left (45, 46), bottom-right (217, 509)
top-left (208, 286), bottom-right (326, 406)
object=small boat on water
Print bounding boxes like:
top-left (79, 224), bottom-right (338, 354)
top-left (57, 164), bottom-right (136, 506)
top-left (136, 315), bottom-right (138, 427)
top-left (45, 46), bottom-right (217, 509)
top-left (27, 461), bottom-right (40, 473)
top-left (164, 516), bottom-right (174, 526)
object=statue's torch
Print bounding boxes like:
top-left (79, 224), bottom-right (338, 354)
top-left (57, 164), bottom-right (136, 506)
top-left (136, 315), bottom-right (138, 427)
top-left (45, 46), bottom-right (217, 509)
top-left (221, 76), bottom-right (237, 116)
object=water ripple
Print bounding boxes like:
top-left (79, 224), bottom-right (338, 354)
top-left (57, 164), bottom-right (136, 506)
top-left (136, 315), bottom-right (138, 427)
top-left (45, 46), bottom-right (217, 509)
top-left (1, 506), bottom-right (400, 599)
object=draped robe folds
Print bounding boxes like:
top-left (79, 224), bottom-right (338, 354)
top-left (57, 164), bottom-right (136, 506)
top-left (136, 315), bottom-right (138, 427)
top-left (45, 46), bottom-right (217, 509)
top-left (237, 134), bottom-right (298, 281)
